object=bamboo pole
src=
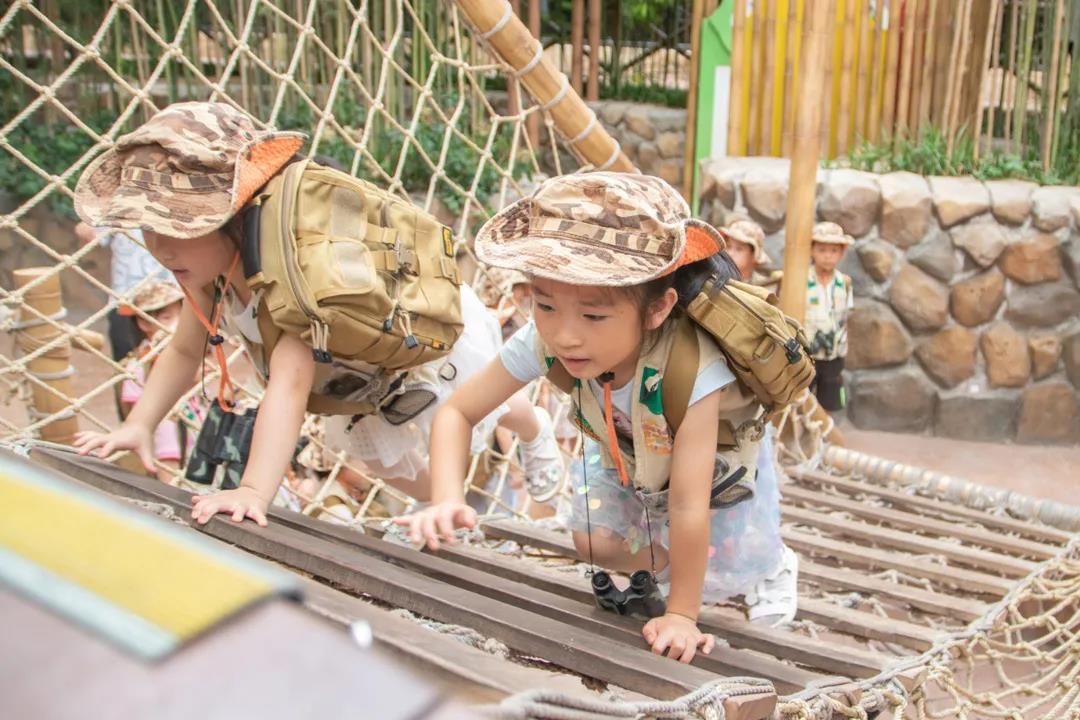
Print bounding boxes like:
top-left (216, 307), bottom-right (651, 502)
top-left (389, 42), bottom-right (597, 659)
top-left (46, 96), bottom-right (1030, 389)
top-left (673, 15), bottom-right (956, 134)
top-left (867, 0), bottom-right (886, 144)
top-left (906, 0), bottom-right (929, 131)
top-left (586, 0), bottom-right (600, 101)
top-left (854, 0), bottom-right (873, 145)
top-left (915, 0), bottom-right (938, 132)
top-left (818, 0), bottom-right (836, 155)
top-left (761, 0), bottom-right (778, 155)
top-left (895, 0), bottom-right (918, 139)
top-left (570, 0), bottom-right (584, 94)
top-left (1013, 0), bottom-right (1037, 156)
top-left (1049, 0), bottom-right (1072, 166)
top-left (779, 0), bottom-right (830, 324)
top-left (728, 0), bottom-right (749, 156)
top-left (835, 0), bottom-right (858, 155)
top-left (682, 0), bottom-right (706, 200)
top-left (880, 0), bottom-right (901, 141)
top-left (526, 0), bottom-right (541, 150)
top-left (12, 269), bottom-right (79, 444)
top-left (781, 0), bottom-right (801, 156)
top-left (748, 1), bottom-right (767, 154)
top-left (940, 0), bottom-right (965, 146)
top-left (1042, 0), bottom-right (1065, 172)
top-left (455, 0), bottom-right (633, 171)
top-left (946, 0), bottom-right (973, 157)
top-left (1002, 0), bottom-right (1019, 151)
top-left (974, 0), bottom-right (1003, 162)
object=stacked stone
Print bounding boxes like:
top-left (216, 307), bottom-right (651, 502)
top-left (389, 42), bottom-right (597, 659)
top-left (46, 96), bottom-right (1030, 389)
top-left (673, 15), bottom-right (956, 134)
top-left (698, 157), bottom-right (1080, 444)
top-left (591, 101), bottom-right (687, 188)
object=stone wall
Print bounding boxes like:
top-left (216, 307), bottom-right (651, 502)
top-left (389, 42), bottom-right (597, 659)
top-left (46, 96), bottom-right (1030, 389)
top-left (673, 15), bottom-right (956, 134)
top-left (591, 101), bottom-right (687, 187)
top-left (699, 157), bottom-right (1080, 444)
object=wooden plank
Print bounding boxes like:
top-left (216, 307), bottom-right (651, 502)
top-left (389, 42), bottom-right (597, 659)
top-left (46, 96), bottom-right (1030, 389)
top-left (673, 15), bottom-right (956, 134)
top-left (782, 529), bottom-right (1013, 596)
top-left (789, 468), bottom-right (1071, 546)
top-left (426, 542), bottom-right (886, 679)
top-left (781, 483), bottom-right (1056, 561)
top-left (798, 560), bottom-right (988, 622)
top-left (302, 580), bottom-right (629, 704)
top-left (476, 520), bottom-right (937, 655)
top-left (37, 450), bottom-right (811, 695)
top-left (794, 597), bottom-right (936, 652)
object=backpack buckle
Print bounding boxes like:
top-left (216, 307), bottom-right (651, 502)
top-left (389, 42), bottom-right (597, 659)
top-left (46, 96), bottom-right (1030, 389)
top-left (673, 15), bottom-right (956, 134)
top-left (783, 338), bottom-right (802, 364)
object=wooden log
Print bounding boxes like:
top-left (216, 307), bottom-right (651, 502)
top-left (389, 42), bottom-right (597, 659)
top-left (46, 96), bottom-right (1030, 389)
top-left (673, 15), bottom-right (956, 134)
top-left (790, 465), bottom-right (1072, 545)
top-left (798, 559), bottom-right (988, 622)
top-left (795, 597), bottom-right (937, 651)
top-left (782, 504), bottom-right (1036, 578)
top-left (728, 0), bottom-right (749, 156)
top-left (36, 449), bottom-right (722, 699)
top-left (894, 0), bottom-right (918, 139)
top-left (781, 529), bottom-right (1014, 596)
top-left (879, 0), bottom-right (901, 141)
top-left (779, 0), bottom-right (831, 323)
top-left (781, 482), bottom-right (1055, 561)
top-left (569, 0), bottom-right (584, 93)
top-left (12, 268), bottom-right (79, 444)
top-left (586, 0), bottom-right (600, 102)
top-left (682, 0), bottom-right (706, 198)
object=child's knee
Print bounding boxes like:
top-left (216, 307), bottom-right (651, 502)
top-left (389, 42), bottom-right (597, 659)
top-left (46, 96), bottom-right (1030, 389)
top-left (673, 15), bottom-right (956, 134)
top-left (572, 528), bottom-right (625, 561)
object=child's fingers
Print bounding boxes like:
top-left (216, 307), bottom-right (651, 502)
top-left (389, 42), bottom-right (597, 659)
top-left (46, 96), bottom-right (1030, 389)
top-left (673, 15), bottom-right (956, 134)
top-left (455, 507), bottom-right (477, 529)
top-left (701, 633), bottom-right (715, 655)
top-left (248, 506), bottom-right (268, 528)
top-left (665, 637), bottom-right (687, 661)
top-left (419, 515), bottom-right (441, 551)
top-left (135, 444), bottom-right (156, 473)
top-left (651, 629), bottom-right (672, 656)
top-left (677, 639), bottom-right (697, 664)
top-left (435, 513), bottom-right (457, 545)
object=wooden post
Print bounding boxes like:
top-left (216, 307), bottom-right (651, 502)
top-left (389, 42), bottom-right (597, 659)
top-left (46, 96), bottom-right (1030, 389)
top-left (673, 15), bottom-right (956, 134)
top-left (728, 0), bottom-right (749, 156)
top-left (12, 268), bottom-right (79, 444)
top-left (682, 0), bottom-right (706, 200)
top-left (570, 0), bottom-right (584, 94)
top-left (586, 0), bottom-right (600, 101)
top-left (456, 0), bottom-right (633, 171)
top-left (779, 0), bottom-right (830, 324)
top-left (526, 0), bottom-right (541, 150)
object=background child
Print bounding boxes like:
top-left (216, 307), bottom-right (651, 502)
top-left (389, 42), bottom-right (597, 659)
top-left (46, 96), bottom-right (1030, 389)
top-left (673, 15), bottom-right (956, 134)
top-left (72, 101), bottom-right (560, 527)
top-left (397, 172), bottom-right (794, 663)
top-left (805, 222), bottom-right (854, 413)
top-left (116, 281), bottom-right (204, 481)
top-left (720, 217), bottom-right (772, 285)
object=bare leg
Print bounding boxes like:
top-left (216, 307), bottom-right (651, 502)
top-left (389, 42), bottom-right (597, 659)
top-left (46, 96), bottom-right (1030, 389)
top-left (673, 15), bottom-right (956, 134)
top-left (572, 528), bottom-right (670, 573)
top-left (497, 391), bottom-right (541, 441)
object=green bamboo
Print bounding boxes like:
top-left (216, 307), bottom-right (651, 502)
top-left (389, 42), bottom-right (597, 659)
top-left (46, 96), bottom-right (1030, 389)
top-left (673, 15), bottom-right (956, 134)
top-left (1048, 0), bottom-right (1071, 168)
top-left (1013, 0), bottom-right (1036, 157)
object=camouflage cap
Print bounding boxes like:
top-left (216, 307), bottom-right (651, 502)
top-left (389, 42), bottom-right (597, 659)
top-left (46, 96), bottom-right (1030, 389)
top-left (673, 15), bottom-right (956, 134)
top-left (474, 172), bottom-right (725, 287)
top-left (720, 218), bottom-right (771, 266)
top-left (117, 280), bottom-right (184, 317)
top-left (74, 102), bottom-right (305, 240)
top-left (811, 221), bottom-right (853, 246)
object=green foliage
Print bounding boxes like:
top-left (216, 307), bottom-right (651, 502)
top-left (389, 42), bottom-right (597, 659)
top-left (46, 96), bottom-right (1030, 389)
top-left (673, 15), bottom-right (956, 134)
top-left (841, 127), bottom-right (1080, 186)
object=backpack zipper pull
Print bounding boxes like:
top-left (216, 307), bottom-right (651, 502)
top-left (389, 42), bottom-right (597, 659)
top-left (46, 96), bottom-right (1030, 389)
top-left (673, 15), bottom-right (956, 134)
top-left (310, 320), bottom-right (332, 363)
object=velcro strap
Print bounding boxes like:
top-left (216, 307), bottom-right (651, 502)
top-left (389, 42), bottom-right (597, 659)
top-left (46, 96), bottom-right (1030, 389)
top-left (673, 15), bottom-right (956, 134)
top-left (371, 250), bottom-right (399, 273)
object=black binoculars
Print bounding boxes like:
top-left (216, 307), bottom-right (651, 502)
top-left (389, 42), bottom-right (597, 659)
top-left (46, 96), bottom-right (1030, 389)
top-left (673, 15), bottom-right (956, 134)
top-left (591, 569), bottom-right (667, 620)
top-left (184, 404), bottom-right (258, 490)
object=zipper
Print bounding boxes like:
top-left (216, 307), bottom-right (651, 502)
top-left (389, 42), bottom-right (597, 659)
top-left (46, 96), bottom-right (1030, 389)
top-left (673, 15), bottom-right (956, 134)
top-left (278, 160), bottom-right (331, 362)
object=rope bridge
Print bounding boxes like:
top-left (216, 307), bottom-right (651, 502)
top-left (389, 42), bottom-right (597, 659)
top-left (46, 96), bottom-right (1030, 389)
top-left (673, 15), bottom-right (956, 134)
top-left (1, 3), bottom-right (1077, 719)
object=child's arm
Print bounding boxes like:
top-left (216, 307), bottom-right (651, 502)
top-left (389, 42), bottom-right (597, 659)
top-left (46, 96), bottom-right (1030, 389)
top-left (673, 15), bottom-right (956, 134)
top-left (75, 292), bottom-right (214, 471)
top-left (190, 331), bottom-right (315, 526)
top-left (395, 356), bottom-right (526, 549)
top-left (642, 387), bottom-right (722, 663)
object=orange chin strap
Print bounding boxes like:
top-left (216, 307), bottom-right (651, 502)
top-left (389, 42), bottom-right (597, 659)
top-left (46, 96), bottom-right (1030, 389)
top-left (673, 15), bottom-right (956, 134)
top-left (600, 376), bottom-right (632, 488)
top-left (179, 251), bottom-right (241, 411)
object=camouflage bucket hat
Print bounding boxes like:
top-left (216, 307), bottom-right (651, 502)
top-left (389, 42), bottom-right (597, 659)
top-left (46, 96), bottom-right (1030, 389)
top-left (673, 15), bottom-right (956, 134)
top-left (720, 218), bottom-right (771, 266)
top-left (474, 172), bottom-right (725, 287)
top-left (117, 280), bottom-right (184, 317)
top-left (75, 102), bottom-right (306, 240)
top-left (811, 221), bottom-right (853, 246)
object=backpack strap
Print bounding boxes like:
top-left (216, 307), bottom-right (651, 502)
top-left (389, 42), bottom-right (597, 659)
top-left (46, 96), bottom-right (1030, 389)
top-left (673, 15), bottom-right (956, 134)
top-left (546, 358), bottom-right (576, 395)
top-left (663, 316), bottom-right (699, 435)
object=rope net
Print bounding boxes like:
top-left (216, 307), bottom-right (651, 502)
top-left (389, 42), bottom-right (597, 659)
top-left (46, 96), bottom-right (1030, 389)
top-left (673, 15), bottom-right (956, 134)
top-left (1, 3), bottom-right (1077, 719)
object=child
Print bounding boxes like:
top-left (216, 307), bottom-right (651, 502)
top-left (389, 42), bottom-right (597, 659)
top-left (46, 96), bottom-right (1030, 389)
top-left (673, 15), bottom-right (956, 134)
top-left (396, 173), bottom-right (795, 663)
top-left (117, 281), bottom-right (203, 481)
top-left (72, 101), bottom-right (561, 526)
top-left (805, 222), bottom-right (854, 413)
top-left (720, 217), bottom-right (772, 285)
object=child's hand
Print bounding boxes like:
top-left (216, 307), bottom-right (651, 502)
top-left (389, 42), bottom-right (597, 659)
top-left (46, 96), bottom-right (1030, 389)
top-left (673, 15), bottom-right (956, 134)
top-left (392, 502), bottom-right (477, 550)
top-left (642, 613), bottom-right (715, 664)
top-left (190, 487), bottom-right (269, 527)
top-left (74, 424), bottom-right (156, 473)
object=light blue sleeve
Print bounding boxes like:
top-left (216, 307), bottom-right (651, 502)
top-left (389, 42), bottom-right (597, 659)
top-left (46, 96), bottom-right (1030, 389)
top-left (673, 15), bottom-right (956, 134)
top-left (688, 357), bottom-right (737, 406)
top-left (498, 321), bottom-right (546, 383)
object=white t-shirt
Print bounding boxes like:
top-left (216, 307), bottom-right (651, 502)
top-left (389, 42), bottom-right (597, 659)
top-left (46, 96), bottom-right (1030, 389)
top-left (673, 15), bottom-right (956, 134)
top-left (97, 228), bottom-right (169, 295)
top-left (499, 321), bottom-right (736, 420)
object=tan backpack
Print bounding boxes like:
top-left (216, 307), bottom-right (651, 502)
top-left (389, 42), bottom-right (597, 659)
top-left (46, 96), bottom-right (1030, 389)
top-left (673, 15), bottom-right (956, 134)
top-left (547, 276), bottom-right (814, 448)
top-left (241, 160), bottom-right (463, 409)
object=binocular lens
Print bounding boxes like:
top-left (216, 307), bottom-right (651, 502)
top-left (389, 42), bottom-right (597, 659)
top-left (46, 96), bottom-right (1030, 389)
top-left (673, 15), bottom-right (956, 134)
top-left (590, 570), bottom-right (613, 593)
top-left (629, 570), bottom-right (652, 591)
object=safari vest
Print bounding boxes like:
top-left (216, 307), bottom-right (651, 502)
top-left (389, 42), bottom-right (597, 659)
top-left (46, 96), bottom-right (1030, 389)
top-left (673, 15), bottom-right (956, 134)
top-left (538, 317), bottom-right (763, 502)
